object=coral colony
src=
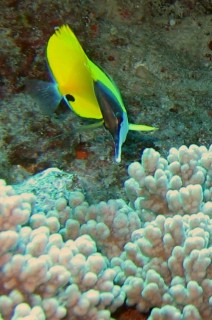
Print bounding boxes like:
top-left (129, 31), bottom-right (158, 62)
top-left (0, 144), bottom-right (211, 319)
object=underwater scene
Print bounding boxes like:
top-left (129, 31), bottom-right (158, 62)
top-left (0, 0), bottom-right (211, 319)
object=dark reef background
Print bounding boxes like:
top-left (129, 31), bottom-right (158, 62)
top-left (0, 0), bottom-right (211, 201)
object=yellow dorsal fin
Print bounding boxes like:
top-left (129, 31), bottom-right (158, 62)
top-left (47, 25), bottom-right (92, 95)
top-left (46, 25), bottom-right (102, 119)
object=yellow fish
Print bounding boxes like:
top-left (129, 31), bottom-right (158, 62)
top-left (29, 25), bottom-right (157, 162)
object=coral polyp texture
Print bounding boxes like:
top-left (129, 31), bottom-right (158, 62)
top-left (125, 144), bottom-right (212, 222)
top-left (112, 212), bottom-right (211, 319)
top-left (0, 145), bottom-right (211, 320)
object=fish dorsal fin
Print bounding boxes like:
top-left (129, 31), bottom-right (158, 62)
top-left (46, 25), bottom-right (103, 119)
top-left (129, 123), bottom-right (158, 131)
top-left (47, 25), bottom-right (92, 94)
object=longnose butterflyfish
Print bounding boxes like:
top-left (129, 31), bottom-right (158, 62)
top-left (29, 25), bottom-right (157, 162)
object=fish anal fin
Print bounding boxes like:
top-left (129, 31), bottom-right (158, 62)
top-left (77, 120), bottom-right (104, 131)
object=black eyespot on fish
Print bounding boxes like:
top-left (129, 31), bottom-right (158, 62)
top-left (66, 94), bottom-right (75, 102)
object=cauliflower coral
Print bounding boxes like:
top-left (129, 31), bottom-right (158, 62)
top-left (112, 212), bottom-right (211, 319)
top-left (0, 144), bottom-right (211, 319)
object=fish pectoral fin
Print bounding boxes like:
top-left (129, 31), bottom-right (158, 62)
top-left (26, 79), bottom-right (62, 115)
top-left (129, 123), bottom-right (158, 131)
top-left (77, 120), bottom-right (104, 131)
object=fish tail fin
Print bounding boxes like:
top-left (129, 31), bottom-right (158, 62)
top-left (26, 79), bottom-right (62, 115)
top-left (129, 123), bottom-right (158, 131)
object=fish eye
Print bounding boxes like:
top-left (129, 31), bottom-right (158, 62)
top-left (117, 116), bottom-right (122, 126)
top-left (66, 94), bottom-right (75, 102)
